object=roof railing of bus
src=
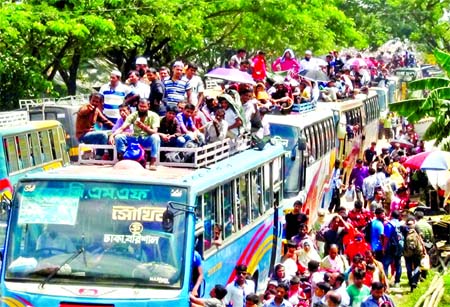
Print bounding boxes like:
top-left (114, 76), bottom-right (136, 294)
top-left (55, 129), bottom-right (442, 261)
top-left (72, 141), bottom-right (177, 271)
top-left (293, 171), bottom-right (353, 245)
top-left (291, 101), bottom-right (316, 113)
top-left (0, 111), bottom-right (29, 128)
top-left (78, 134), bottom-right (253, 168)
top-left (19, 95), bottom-right (89, 110)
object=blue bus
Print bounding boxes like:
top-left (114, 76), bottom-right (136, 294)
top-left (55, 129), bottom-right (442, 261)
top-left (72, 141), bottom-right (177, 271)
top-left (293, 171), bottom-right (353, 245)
top-left (0, 141), bottom-right (286, 306)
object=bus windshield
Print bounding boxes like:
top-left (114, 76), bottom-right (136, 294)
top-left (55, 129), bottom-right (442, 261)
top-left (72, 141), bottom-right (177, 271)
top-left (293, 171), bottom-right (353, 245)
top-left (5, 180), bottom-right (188, 289)
top-left (269, 123), bottom-right (301, 196)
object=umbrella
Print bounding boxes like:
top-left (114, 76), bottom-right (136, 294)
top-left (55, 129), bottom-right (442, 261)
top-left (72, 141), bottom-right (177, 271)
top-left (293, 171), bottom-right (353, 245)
top-left (403, 150), bottom-right (450, 171)
top-left (205, 68), bottom-right (256, 85)
top-left (345, 58), bottom-right (367, 67)
top-left (299, 69), bottom-right (329, 82)
top-left (390, 139), bottom-right (414, 149)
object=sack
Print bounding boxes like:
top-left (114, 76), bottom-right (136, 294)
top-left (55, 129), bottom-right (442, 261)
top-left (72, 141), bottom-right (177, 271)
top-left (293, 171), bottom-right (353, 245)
top-left (123, 142), bottom-right (146, 166)
top-left (388, 222), bottom-right (404, 256)
top-left (420, 253), bottom-right (430, 270)
top-left (345, 186), bottom-right (355, 202)
top-left (403, 231), bottom-right (422, 258)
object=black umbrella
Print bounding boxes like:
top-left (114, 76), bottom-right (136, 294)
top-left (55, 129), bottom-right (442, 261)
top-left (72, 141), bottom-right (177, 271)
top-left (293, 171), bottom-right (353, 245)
top-left (299, 69), bottom-right (329, 82)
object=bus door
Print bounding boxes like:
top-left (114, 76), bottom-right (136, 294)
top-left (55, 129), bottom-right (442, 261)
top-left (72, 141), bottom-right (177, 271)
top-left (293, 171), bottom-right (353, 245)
top-left (193, 223), bottom-right (206, 297)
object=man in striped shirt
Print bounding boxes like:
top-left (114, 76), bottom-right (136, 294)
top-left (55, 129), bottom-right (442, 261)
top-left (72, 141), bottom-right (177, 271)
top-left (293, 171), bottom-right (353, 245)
top-left (163, 61), bottom-right (192, 108)
top-left (99, 70), bottom-right (136, 124)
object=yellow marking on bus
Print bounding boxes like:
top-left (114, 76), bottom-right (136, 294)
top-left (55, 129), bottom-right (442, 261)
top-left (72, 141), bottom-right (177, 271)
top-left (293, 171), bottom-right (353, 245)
top-left (69, 146), bottom-right (79, 156)
top-left (207, 261), bottom-right (222, 277)
top-left (42, 161), bottom-right (62, 171)
top-left (247, 235), bottom-right (274, 274)
top-left (2, 297), bottom-right (25, 307)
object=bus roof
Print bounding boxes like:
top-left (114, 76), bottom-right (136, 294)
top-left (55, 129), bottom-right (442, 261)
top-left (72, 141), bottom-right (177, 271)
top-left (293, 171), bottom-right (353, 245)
top-left (18, 144), bottom-right (286, 192)
top-left (0, 120), bottom-right (63, 137)
top-left (265, 109), bottom-right (334, 129)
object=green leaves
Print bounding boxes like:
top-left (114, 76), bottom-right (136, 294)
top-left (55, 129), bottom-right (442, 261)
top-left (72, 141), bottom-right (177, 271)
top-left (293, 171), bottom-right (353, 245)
top-left (392, 48), bottom-right (450, 147)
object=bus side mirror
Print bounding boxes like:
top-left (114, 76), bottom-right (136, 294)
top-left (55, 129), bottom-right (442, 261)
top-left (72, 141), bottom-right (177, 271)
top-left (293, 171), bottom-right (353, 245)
top-left (297, 136), bottom-right (307, 151)
top-left (162, 208), bottom-right (174, 233)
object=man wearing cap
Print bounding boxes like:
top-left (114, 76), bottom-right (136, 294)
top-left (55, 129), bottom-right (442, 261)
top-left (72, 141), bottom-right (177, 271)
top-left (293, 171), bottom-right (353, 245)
top-left (135, 56), bottom-right (148, 79)
top-left (300, 50), bottom-right (320, 71)
top-left (99, 70), bottom-right (136, 123)
top-left (163, 61), bottom-right (192, 109)
top-left (224, 264), bottom-right (255, 307)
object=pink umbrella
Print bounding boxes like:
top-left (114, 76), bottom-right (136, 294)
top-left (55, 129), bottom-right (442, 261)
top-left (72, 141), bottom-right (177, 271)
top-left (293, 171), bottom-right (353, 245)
top-left (205, 67), bottom-right (256, 85)
top-left (364, 58), bottom-right (375, 68)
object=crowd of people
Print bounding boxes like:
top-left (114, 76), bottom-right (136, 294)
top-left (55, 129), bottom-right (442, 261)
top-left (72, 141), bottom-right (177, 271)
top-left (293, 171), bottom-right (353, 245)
top-left (75, 46), bottom-right (418, 169)
top-left (188, 125), bottom-right (440, 307)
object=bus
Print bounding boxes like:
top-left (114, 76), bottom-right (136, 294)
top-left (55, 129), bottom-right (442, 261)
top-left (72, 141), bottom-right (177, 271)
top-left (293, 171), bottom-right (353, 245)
top-left (19, 95), bottom-right (88, 162)
top-left (0, 140), bottom-right (287, 306)
top-left (0, 111), bottom-right (70, 187)
top-left (317, 91), bottom-right (380, 186)
top-left (266, 108), bottom-right (337, 224)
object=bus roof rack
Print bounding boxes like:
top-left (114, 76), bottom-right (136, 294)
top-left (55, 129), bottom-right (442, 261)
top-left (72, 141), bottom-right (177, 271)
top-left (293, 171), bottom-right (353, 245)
top-left (19, 95), bottom-right (89, 110)
top-left (78, 134), bottom-right (253, 168)
top-left (0, 111), bottom-right (29, 128)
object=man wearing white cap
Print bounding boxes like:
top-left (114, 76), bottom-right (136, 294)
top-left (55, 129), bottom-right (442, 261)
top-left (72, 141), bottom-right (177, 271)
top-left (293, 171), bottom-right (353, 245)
top-left (300, 50), bottom-right (320, 71)
top-left (135, 56), bottom-right (149, 83)
top-left (99, 70), bottom-right (136, 124)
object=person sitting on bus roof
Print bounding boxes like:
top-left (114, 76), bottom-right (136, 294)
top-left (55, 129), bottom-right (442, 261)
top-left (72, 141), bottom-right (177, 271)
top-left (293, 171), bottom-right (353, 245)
top-left (158, 106), bottom-right (186, 148)
top-left (176, 103), bottom-right (205, 145)
top-left (204, 108), bottom-right (228, 144)
top-left (109, 98), bottom-right (160, 170)
top-left (218, 94), bottom-right (243, 139)
top-left (111, 103), bottom-right (133, 134)
top-left (76, 93), bottom-right (114, 160)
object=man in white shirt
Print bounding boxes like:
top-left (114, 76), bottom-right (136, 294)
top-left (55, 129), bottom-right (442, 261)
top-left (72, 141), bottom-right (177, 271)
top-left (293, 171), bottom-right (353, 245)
top-left (300, 50), bottom-right (319, 71)
top-left (184, 63), bottom-right (204, 106)
top-left (224, 265), bottom-right (255, 307)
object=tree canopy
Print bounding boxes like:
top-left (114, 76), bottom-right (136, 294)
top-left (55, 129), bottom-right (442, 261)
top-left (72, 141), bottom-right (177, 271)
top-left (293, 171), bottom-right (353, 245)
top-left (0, 0), bottom-right (449, 108)
top-left (389, 49), bottom-right (450, 150)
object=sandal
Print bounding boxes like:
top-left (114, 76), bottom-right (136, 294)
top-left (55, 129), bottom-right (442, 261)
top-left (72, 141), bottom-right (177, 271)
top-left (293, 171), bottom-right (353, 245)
top-left (149, 164), bottom-right (157, 171)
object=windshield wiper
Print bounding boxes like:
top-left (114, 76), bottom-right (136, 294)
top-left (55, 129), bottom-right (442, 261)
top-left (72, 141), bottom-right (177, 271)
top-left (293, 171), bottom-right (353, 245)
top-left (39, 247), bottom-right (85, 289)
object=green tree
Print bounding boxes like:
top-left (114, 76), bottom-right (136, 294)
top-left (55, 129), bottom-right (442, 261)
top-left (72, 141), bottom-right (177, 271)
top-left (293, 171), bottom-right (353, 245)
top-left (389, 49), bottom-right (450, 150)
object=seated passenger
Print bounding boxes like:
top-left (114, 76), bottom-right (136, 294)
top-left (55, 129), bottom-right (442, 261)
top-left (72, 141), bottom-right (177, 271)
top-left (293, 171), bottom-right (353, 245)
top-left (36, 225), bottom-right (76, 256)
top-left (159, 106), bottom-right (186, 147)
top-left (109, 98), bottom-right (161, 170)
top-left (218, 94), bottom-right (242, 138)
top-left (204, 108), bottom-right (228, 144)
top-left (112, 103), bottom-right (133, 133)
top-left (76, 92), bottom-right (114, 159)
top-left (176, 103), bottom-right (205, 145)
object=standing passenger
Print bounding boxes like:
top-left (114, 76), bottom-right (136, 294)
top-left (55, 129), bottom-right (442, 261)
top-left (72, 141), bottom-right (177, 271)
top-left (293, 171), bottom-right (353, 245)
top-left (224, 265), bottom-right (255, 307)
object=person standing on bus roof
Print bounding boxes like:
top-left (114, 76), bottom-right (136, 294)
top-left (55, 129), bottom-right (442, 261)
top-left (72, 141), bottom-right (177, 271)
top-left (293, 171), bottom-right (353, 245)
top-left (224, 264), bottom-right (255, 307)
top-left (99, 70), bottom-right (137, 124)
top-left (109, 98), bottom-right (160, 170)
top-left (76, 93), bottom-right (114, 159)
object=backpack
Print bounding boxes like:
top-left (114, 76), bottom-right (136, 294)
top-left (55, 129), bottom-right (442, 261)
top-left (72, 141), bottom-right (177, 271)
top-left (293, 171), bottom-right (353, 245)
top-left (403, 230), bottom-right (422, 258)
top-left (387, 222), bottom-right (404, 256)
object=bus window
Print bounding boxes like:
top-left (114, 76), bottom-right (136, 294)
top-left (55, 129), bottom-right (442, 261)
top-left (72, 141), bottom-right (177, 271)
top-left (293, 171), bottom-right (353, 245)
top-left (203, 189), bottom-right (219, 251)
top-left (263, 164), bottom-right (271, 212)
top-left (324, 120), bottom-right (331, 152)
top-left (250, 170), bottom-right (262, 219)
top-left (237, 176), bottom-right (249, 229)
top-left (313, 124), bottom-right (322, 158)
top-left (17, 134), bottom-right (32, 169)
top-left (5, 137), bottom-right (19, 173)
top-left (222, 182), bottom-right (234, 238)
